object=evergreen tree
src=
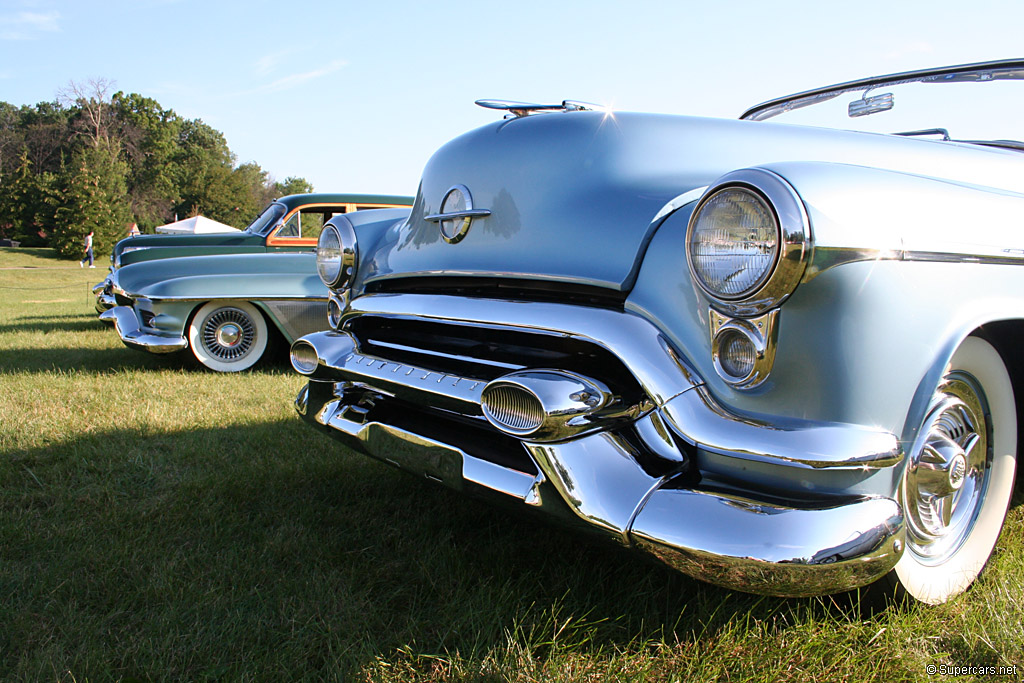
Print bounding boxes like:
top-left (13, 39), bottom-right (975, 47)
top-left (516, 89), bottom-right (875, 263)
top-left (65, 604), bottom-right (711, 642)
top-left (0, 151), bottom-right (57, 246)
top-left (52, 140), bottom-right (131, 259)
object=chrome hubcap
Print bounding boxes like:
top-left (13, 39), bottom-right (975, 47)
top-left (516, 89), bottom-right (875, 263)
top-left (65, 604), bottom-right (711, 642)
top-left (201, 308), bottom-right (256, 361)
top-left (905, 373), bottom-right (990, 563)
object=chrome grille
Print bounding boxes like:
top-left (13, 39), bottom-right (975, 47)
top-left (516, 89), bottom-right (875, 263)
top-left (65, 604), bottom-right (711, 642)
top-left (481, 384), bottom-right (543, 434)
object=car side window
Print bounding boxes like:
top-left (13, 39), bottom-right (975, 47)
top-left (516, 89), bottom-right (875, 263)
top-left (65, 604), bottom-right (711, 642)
top-left (274, 208), bottom-right (342, 240)
top-left (277, 212), bottom-right (301, 238)
top-left (301, 210), bottom-right (332, 241)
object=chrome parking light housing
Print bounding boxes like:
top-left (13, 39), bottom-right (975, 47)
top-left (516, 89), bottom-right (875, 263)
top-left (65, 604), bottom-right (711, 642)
top-left (710, 309), bottom-right (779, 388)
top-left (687, 169), bottom-right (810, 317)
top-left (290, 339), bottom-right (319, 375)
top-left (316, 216), bottom-right (358, 290)
top-left (481, 370), bottom-right (615, 442)
top-left (327, 293), bottom-right (344, 330)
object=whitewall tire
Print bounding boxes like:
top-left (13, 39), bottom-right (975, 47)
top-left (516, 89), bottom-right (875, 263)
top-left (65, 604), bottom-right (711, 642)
top-left (891, 336), bottom-right (1017, 604)
top-left (187, 300), bottom-right (269, 372)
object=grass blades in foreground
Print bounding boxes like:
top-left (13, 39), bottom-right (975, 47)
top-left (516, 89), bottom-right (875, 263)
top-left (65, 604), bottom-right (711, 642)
top-left (0, 248), bottom-right (1022, 682)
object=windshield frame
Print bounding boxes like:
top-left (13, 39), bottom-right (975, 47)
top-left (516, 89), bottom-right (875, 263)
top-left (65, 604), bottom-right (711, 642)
top-left (740, 58), bottom-right (1024, 123)
top-left (244, 202), bottom-right (288, 236)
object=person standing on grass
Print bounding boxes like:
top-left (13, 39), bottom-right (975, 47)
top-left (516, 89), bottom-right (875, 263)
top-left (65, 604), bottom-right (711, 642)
top-left (79, 230), bottom-right (95, 268)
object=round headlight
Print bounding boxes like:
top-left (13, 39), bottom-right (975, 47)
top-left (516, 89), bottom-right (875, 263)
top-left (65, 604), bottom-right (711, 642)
top-left (688, 187), bottom-right (779, 300)
top-left (316, 226), bottom-right (342, 285)
top-left (316, 217), bottom-right (357, 290)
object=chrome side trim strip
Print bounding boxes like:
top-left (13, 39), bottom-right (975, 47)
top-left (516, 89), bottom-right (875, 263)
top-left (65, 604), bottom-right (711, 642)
top-left (143, 295), bottom-right (329, 303)
top-left (652, 187), bottom-right (706, 222)
top-left (299, 331), bottom-right (487, 413)
top-left (100, 306), bottom-right (188, 354)
top-left (805, 245), bottom-right (1024, 281)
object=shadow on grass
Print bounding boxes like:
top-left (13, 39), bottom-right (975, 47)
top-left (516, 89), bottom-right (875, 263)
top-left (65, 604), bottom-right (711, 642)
top-left (0, 341), bottom-right (299, 375)
top-left (0, 418), bottom-right (878, 680)
top-left (1, 247), bottom-right (68, 262)
top-left (0, 317), bottom-right (110, 335)
top-left (0, 345), bottom-right (179, 373)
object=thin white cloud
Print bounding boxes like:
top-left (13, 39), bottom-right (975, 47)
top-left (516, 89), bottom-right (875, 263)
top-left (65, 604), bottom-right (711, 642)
top-left (262, 59), bottom-right (348, 92)
top-left (231, 59), bottom-right (348, 96)
top-left (255, 49), bottom-right (294, 76)
top-left (0, 10), bottom-right (60, 40)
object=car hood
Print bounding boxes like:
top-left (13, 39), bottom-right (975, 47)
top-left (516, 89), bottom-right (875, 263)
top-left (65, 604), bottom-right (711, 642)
top-left (112, 252), bottom-right (325, 300)
top-left (362, 111), bottom-right (1024, 292)
top-left (115, 232), bottom-right (265, 264)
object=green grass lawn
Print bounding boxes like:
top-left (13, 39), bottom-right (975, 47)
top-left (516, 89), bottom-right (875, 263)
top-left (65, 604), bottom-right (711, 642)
top-left (1, 248), bottom-right (1022, 682)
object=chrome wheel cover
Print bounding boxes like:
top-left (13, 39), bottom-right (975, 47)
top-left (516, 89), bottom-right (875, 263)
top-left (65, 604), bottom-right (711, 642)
top-left (200, 307), bottom-right (257, 361)
top-left (904, 372), bottom-right (991, 564)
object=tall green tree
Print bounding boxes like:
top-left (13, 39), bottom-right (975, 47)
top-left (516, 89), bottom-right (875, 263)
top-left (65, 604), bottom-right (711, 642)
top-left (275, 176), bottom-right (314, 197)
top-left (0, 151), bottom-right (57, 246)
top-left (51, 140), bottom-right (132, 259)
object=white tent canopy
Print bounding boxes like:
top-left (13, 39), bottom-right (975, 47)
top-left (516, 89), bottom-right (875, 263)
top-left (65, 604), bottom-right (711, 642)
top-left (155, 216), bottom-right (240, 234)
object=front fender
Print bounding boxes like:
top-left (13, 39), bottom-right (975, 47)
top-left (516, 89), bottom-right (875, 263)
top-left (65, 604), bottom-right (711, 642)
top-left (627, 162), bottom-right (1024, 446)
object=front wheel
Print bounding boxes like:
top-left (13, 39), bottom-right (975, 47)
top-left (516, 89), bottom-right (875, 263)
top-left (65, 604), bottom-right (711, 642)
top-left (890, 336), bottom-right (1017, 604)
top-left (187, 301), bottom-right (269, 372)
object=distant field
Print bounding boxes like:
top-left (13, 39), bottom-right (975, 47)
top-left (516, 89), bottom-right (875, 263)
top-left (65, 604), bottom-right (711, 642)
top-left (1, 248), bottom-right (1022, 682)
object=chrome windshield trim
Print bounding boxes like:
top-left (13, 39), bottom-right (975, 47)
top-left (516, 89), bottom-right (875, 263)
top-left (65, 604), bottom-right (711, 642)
top-left (742, 59), bottom-right (1024, 122)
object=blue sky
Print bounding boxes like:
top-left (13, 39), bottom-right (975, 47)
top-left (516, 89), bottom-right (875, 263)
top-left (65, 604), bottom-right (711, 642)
top-left (1, 0), bottom-right (1022, 195)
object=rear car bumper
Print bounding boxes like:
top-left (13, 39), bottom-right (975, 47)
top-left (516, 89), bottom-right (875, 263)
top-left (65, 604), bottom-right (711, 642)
top-left (293, 293), bottom-right (906, 596)
top-left (100, 305), bottom-right (188, 354)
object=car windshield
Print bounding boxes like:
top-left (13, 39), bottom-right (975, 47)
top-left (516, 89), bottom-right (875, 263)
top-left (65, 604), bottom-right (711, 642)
top-left (244, 203), bottom-right (288, 235)
top-left (742, 60), bottom-right (1024, 151)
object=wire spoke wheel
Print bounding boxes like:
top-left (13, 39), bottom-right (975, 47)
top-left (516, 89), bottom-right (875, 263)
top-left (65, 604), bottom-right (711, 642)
top-left (187, 301), bottom-right (269, 372)
top-left (201, 307), bottom-right (257, 361)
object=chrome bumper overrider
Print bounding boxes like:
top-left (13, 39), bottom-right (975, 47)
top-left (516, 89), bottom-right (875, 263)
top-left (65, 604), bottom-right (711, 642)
top-left (293, 294), bottom-right (906, 596)
top-left (93, 279), bottom-right (116, 317)
top-left (100, 305), bottom-right (188, 354)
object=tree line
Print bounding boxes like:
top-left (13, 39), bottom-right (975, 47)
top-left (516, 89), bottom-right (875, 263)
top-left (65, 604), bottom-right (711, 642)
top-left (0, 79), bottom-right (312, 259)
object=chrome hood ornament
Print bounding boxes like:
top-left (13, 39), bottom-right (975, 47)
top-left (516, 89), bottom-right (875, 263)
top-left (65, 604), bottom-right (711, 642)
top-left (424, 184), bottom-right (490, 243)
top-left (475, 99), bottom-right (603, 119)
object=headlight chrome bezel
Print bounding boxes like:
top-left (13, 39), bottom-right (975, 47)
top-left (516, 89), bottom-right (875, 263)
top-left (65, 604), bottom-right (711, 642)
top-left (316, 216), bottom-right (358, 291)
top-left (686, 169), bottom-right (810, 317)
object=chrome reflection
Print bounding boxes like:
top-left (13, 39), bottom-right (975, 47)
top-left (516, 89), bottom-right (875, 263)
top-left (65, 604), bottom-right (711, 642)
top-left (481, 370), bottom-right (617, 441)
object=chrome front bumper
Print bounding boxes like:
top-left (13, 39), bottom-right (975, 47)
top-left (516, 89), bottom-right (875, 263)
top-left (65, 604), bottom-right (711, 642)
top-left (93, 278), bottom-right (116, 317)
top-left (100, 305), bottom-right (188, 354)
top-left (293, 293), bottom-right (906, 597)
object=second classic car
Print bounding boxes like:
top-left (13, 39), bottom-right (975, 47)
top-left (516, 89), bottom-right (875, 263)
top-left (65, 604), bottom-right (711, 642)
top-left (102, 208), bottom-right (410, 371)
top-left (94, 193), bottom-right (413, 314)
top-left (290, 60), bottom-right (1024, 604)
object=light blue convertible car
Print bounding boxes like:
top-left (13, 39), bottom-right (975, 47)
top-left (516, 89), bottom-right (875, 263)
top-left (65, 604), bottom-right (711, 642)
top-left (290, 60), bottom-right (1024, 603)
